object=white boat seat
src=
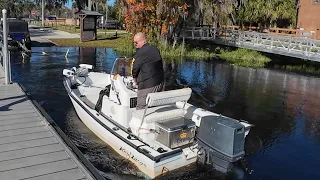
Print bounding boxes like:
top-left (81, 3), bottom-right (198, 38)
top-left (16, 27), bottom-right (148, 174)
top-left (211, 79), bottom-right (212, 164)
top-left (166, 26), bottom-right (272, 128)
top-left (146, 88), bottom-right (192, 107)
top-left (132, 105), bottom-right (185, 124)
top-left (134, 88), bottom-right (192, 124)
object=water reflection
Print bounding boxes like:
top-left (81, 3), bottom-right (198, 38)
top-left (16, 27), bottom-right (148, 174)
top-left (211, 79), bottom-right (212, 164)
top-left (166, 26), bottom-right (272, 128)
top-left (79, 47), bottom-right (96, 64)
top-left (9, 47), bottom-right (320, 180)
top-left (163, 58), bottom-right (320, 180)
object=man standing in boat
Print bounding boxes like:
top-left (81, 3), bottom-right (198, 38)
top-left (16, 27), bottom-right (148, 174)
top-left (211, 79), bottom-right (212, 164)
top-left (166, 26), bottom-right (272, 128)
top-left (132, 32), bottom-right (165, 109)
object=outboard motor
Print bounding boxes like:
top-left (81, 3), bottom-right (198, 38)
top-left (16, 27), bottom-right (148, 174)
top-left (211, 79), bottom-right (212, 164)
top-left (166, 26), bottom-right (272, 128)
top-left (196, 115), bottom-right (245, 173)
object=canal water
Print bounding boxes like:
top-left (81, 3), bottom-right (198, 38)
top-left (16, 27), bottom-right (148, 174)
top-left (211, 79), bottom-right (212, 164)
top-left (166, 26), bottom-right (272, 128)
top-left (9, 47), bottom-right (320, 180)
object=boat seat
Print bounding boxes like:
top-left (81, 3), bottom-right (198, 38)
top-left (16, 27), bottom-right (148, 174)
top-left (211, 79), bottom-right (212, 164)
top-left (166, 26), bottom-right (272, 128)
top-left (132, 105), bottom-right (185, 124)
top-left (133, 88), bottom-right (192, 124)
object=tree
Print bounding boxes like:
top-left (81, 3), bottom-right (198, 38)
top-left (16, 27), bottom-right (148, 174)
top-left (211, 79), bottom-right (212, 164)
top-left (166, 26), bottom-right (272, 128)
top-left (116, 0), bottom-right (188, 42)
top-left (0, 0), bottom-right (70, 18)
top-left (112, 0), bottom-right (298, 43)
top-left (236, 0), bottom-right (297, 28)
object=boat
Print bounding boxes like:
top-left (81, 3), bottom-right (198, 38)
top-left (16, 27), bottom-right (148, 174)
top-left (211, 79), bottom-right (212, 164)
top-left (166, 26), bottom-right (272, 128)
top-left (62, 57), bottom-right (254, 179)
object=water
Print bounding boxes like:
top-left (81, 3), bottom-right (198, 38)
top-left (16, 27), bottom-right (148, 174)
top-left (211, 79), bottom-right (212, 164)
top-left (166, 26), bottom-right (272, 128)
top-left (9, 47), bottom-right (320, 180)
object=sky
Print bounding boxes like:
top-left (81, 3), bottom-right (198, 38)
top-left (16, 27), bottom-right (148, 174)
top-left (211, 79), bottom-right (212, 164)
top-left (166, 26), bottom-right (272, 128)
top-left (65, 0), bottom-right (115, 8)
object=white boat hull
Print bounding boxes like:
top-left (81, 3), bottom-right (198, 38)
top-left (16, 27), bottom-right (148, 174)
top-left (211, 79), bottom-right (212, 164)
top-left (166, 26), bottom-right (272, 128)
top-left (62, 61), bottom-right (253, 179)
top-left (68, 92), bottom-right (197, 179)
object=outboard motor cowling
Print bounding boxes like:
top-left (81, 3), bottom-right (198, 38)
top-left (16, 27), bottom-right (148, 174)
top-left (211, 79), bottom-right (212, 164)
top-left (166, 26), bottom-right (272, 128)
top-left (75, 67), bottom-right (89, 77)
top-left (196, 115), bottom-right (245, 173)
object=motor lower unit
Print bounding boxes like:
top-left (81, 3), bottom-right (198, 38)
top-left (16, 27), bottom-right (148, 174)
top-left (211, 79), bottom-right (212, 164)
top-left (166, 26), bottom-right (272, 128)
top-left (196, 115), bottom-right (245, 173)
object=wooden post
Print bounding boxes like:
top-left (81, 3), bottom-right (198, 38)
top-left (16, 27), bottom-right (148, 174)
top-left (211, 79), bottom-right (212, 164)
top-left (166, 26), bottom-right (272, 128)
top-left (94, 17), bottom-right (97, 40)
top-left (288, 38), bottom-right (292, 52)
top-left (192, 27), bottom-right (194, 39)
top-left (224, 29), bottom-right (227, 42)
top-left (75, 18), bottom-right (77, 32)
top-left (80, 16), bottom-right (83, 42)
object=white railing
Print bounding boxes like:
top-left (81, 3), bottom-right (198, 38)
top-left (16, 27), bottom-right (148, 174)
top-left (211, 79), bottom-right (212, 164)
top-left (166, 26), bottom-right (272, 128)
top-left (181, 27), bottom-right (320, 62)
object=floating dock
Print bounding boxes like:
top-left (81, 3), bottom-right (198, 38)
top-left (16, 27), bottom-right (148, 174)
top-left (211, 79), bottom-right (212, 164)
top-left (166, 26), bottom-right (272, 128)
top-left (0, 66), bottom-right (104, 180)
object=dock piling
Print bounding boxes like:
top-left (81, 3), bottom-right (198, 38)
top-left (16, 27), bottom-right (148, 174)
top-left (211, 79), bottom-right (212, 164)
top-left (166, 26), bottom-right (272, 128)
top-left (2, 9), bottom-right (11, 84)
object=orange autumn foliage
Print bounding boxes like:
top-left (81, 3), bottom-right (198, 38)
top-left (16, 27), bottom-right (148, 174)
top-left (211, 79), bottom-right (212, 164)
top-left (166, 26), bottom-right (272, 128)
top-left (122, 0), bottom-right (188, 38)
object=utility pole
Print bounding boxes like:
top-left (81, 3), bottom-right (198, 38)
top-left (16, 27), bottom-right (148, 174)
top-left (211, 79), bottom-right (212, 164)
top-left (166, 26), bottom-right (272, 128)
top-left (106, 0), bottom-right (108, 24)
top-left (105, 0), bottom-right (108, 36)
top-left (88, 0), bottom-right (92, 11)
top-left (41, 0), bottom-right (44, 26)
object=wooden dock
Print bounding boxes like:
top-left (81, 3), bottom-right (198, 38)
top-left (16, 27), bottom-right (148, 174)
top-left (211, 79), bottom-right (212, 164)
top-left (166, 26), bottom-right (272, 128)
top-left (0, 67), bottom-right (103, 179)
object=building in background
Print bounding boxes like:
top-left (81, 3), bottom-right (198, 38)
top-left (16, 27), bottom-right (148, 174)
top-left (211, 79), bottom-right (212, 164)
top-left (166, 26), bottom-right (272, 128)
top-left (297, 0), bottom-right (320, 39)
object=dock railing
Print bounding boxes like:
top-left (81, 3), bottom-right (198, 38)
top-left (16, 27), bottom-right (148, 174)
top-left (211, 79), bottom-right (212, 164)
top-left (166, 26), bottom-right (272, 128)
top-left (181, 26), bottom-right (320, 62)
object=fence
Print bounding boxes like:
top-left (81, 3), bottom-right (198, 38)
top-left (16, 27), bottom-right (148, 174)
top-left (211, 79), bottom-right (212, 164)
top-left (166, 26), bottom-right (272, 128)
top-left (181, 27), bottom-right (320, 62)
top-left (206, 25), bottom-right (319, 39)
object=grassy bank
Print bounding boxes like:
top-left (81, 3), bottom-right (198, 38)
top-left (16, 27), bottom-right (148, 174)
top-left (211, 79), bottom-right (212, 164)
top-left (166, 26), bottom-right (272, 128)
top-left (49, 34), bottom-right (270, 67)
top-left (218, 48), bottom-right (271, 67)
top-left (49, 34), bottom-right (128, 48)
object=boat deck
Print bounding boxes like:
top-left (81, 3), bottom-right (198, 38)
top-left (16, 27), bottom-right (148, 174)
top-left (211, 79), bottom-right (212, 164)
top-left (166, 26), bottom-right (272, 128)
top-left (0, 67), bottom-right (101, 179)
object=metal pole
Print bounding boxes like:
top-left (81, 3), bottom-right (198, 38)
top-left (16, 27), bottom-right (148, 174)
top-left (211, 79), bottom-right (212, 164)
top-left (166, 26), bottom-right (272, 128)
top-left (105, 0), bottom-right (108, 36)
top-left (2, 9), bottom-right (10, 84)
top-left (42, 0), bottom-right (44, 26)
top-left (88, 0), bottom-right (92, 11)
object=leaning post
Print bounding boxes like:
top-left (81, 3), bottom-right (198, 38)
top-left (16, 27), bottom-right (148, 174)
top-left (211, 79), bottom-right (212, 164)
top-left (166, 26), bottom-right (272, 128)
top-left (2, 9), bottom-right (11, 85)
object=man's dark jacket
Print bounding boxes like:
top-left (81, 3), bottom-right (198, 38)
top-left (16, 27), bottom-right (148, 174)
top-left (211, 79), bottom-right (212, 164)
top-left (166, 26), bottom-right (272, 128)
top-left (132, 43), bottom-right (164, 90)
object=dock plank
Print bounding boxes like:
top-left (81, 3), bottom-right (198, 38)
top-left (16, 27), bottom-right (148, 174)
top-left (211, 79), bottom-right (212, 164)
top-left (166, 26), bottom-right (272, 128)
top-left (0, 67), bottom-right (97, 180)
top-left (0, 95), bottom-right (26, 100)
top-left (0, 121), bottom-right (44, 131)
top-left (0, 159), bottom-right (78, 180)
top-left (0, 131), bottom-right (52, 145)
top-left (0, 126), bottom-right (47, 137)
top-left (0, 91), bottom-right (24, 96)
top-left (0, 87), bottom-right (22, 92)
top-left (0, 136), bottom-right (58, 153)
top-left (0, 109), bottom-right (37, 116)
top-left (0, 113), bottom-right (38, 121)
top-left (0, 144), bottom-right (64, 162)
top-left (0, 98), bottom-right (28, 106)
top-left (0, 117), bottom-right (41, 126)
top-left (0, 101), bottom-right (31, 107)
top-left (25, 168), bottom-right (86, 180)
top-left (0, 104), bottom-right (33, 111)
top-left (0, 151), bottom-right (70, 172)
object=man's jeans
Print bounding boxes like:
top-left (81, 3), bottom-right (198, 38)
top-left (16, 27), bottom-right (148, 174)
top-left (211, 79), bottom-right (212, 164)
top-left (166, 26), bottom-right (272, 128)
top-left (136, 82), bottom-right (165, 110)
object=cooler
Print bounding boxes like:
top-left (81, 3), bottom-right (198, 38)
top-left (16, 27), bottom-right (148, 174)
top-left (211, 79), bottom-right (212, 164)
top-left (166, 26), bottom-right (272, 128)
top-left (155, 118), bottom-right (196, 149)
